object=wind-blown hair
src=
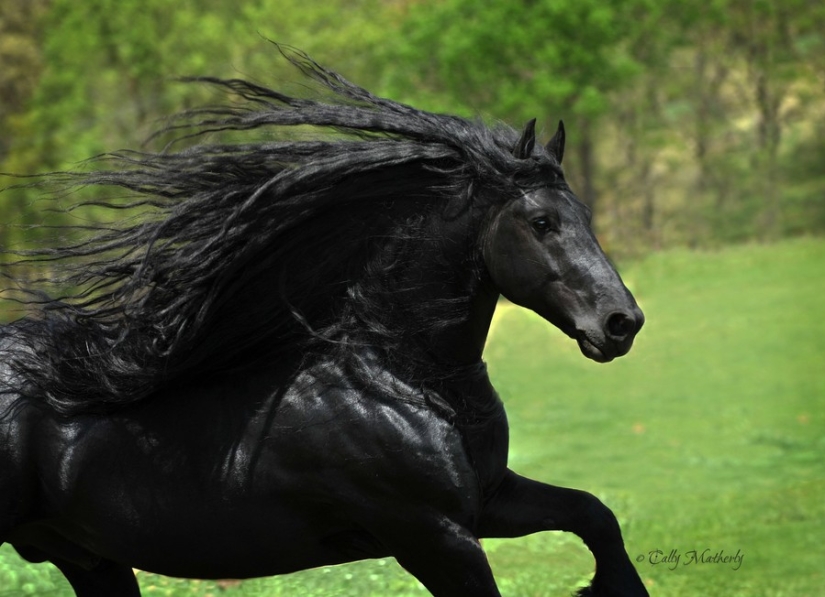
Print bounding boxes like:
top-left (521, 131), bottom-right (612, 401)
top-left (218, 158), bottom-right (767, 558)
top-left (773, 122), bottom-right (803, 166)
top-left (0, 46), bottom-right (551, 415)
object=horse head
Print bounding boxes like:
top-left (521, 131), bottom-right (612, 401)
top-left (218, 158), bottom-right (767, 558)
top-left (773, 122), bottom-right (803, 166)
top-left (483, 120), bottom-right (644, 363)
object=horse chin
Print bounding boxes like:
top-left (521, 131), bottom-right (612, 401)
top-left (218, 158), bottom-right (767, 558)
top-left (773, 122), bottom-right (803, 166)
top-left (576, 336), bottom-right (613, 363)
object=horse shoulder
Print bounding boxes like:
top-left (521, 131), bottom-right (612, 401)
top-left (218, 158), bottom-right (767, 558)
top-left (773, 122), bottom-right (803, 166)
top-left (265, 359), bottom-right (486, 520)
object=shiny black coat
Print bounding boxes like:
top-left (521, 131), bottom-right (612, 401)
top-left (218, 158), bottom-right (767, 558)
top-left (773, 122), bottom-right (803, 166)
top-left (1, 49), bottom-right (647, 596)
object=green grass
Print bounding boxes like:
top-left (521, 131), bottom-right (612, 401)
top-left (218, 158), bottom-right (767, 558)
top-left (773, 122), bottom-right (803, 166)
top-left (2, 237), bottom-right (824, 596)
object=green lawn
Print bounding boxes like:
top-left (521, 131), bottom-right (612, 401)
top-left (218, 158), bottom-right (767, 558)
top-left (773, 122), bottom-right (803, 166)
top-left (2, 237), bottom-right (824, 596)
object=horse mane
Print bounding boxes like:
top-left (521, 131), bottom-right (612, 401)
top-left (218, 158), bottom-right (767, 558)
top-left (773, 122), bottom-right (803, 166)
top-left (0, 45), bottom-right (548, 415)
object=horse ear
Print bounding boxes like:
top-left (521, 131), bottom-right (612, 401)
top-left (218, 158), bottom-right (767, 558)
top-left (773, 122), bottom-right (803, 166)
top-left (513, 118), bottom-right (537, 160)
top-left (546, 120), bottom-right (565, 164)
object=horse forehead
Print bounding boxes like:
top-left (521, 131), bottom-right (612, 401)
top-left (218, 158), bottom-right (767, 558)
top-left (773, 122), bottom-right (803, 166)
top-left (501, 186), bottom-right (583, 216)
top-left (558, 188), bottom-right (590, 216)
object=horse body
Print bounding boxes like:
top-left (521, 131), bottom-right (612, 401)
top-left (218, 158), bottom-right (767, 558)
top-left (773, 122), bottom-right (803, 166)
top-left (1, 48), bottom-right (648, 596)
top-left (3, 290), bottom-right (507, 591)
top-left (2, 353), bottom-right (493, 578)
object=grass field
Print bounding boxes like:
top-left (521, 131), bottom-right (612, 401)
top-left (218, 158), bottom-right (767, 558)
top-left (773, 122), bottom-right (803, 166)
top-left (2, 237), bottom-right (824, 596)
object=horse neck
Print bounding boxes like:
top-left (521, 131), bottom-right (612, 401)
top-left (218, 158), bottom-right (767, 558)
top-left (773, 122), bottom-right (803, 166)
top-left (386, 208), bottom-right (499, 370)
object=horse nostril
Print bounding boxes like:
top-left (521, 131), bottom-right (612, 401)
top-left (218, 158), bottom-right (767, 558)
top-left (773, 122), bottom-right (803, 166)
top-left (606, 312), bottom-right (636, 340)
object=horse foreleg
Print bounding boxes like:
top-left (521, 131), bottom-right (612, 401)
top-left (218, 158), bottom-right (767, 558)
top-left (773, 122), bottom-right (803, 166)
top-left (478, 469), bottom-right (648, 597)
top-left (380, 517), bottom-right (502, 597)
top-left (50, 557), bottom-right (141, 597)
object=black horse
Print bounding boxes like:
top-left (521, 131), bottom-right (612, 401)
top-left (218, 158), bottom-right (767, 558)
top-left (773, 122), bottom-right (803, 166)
top-left (0, 47), bottom-right (646, 596)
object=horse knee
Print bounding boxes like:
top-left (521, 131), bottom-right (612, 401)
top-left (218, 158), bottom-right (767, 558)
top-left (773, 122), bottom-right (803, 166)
top-left (568, 490), bottom-right (623, 548)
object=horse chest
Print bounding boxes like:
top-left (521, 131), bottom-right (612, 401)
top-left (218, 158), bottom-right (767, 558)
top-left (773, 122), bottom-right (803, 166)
top-left (252, 367), bottom-right (508, 517)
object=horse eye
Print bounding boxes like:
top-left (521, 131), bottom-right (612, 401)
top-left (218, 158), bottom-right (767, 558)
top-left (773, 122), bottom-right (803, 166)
top-left (532, 217), bottom-right (555, 235)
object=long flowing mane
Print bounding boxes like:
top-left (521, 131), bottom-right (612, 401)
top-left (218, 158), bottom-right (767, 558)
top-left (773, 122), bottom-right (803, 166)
top-left (0, 46), bottom-right (545, 415)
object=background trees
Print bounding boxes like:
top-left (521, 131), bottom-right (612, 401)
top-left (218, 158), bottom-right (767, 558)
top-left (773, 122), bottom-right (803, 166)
top-left (2, 0), bottom-right (824, 258)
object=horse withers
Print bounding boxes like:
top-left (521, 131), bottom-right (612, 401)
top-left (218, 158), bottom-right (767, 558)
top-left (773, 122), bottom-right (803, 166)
top-left (0, 47), bottom-right (646, 596)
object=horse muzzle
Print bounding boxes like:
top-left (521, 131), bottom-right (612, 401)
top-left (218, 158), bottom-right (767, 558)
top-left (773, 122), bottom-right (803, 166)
top-left (576, 307), bottom-right (645, 363)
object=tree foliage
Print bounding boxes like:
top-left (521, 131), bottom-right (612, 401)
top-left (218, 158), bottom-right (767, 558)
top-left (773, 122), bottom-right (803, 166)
top-left (0, 0), bottom-right (49, 163)
top-left (1, 0), bottom-right (824, 257)
top-left (383, 0), bottom-right (656, 209)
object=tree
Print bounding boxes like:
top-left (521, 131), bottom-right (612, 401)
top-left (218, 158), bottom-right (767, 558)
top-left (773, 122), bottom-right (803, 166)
top-left (0, 0), bottom-right (49, 165)
top-left (4, 0), bottom-right (825, 257)
top-left (382, 0), bottom-right (652, 214)
top-left (1, 0), bottom-right (403, 249)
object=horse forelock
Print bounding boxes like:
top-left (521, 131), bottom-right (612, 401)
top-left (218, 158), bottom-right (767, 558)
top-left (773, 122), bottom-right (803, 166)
top-left (0, 47), bottom-right (548, 414)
